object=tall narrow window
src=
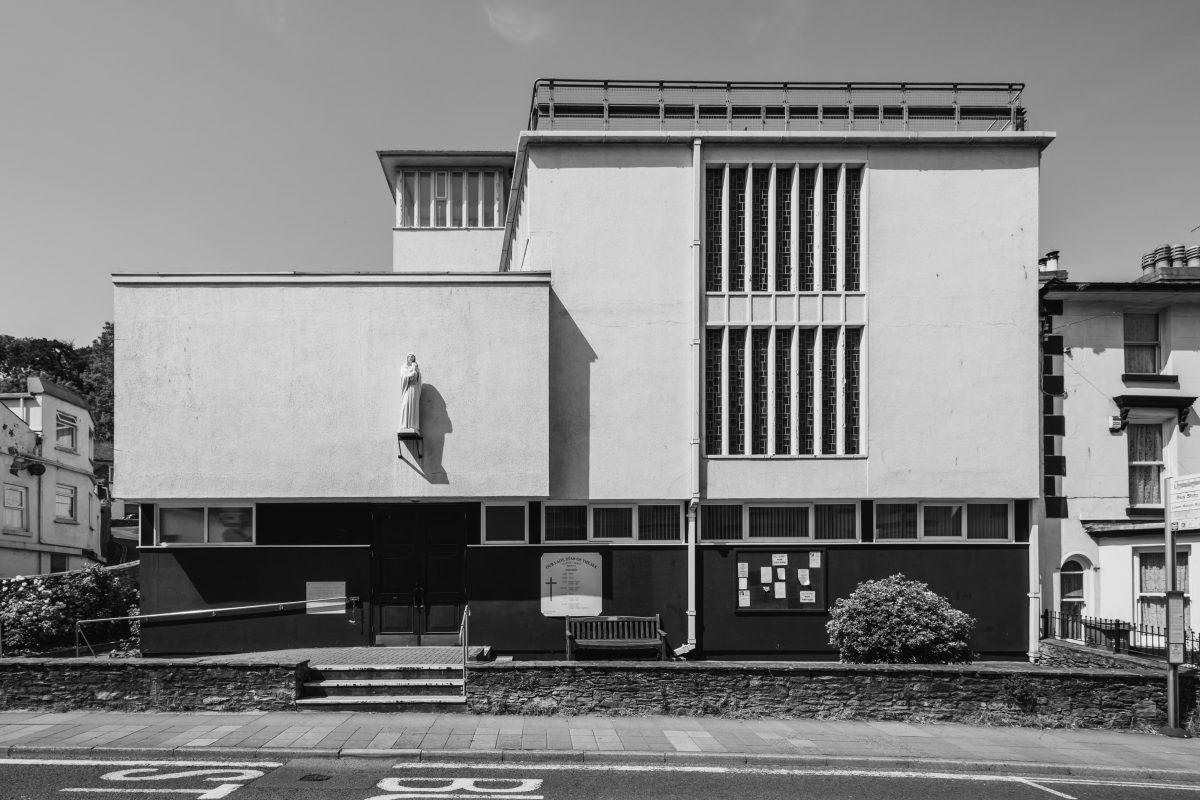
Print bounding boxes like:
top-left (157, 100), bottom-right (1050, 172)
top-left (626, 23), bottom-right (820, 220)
top-left (797, 328), bottom-right (816, 454)
top-left (845, 167), bottom-right (862, 291)
top-left (1127, 423), bottom-right (1163, 506)
top-left (844, 328), bottom-right (862, 455)
top-left (483, 173), bottom-right (496, 227)
top-left (821, 328), bottom-right (839, 454)
top-left (704, 329), bottom-right (723, 454)
top-left (400, 173), bottom-right (417, 227)
top-left (751, 328), bottom-right (770, 455)
top-left (821, 166), bottom-right (839, 291)
top-left (1059, 558), bottom-right (1087, 633)
top-left (1137, 551), bottom-right (1190, 627)
top-left (2, 485), bottom-right (28, 531)
top-left (775, 166), bottom-right (792, 292)
top-left (728, 168), bottom-right (747, 292)
top-left (705, 168), bottom-right (723, 292)
top-left (467, 172), bottom-right (481, 226)
top-left (774, 327), bottom-right (792, 455)
top-left (450, 172), bottom-right (464, 227)
top-left (728, 328), bottom-right (746, 455)
top-left (1124, 313), bottom-right (1160, 374)
top-left (55, 484), bottom-right (76, 521)
top-left (798, 168), bottom-right (815, 291)
top-left (433, 171), bottom-right (449, 227)
top-left (417, 172), bottom-right (432, 227)
top-left (55, 411), bottom-right (78, 451)
top-left (751, 168), bottom-right (770, 292)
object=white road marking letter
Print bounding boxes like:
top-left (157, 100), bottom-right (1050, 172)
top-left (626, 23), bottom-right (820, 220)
top-left (376, 777), bottom-right (543, 793)
top-left (101, 768), bottom-right (265, 782)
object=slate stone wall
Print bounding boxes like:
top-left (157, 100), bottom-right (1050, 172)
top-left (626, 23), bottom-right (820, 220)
top-left (1038, 638), bottom-right (1165, 671)
top-left (0, 658), bottom-right (304, 712)
top-left (468, 661), bottom-right (1198, 731)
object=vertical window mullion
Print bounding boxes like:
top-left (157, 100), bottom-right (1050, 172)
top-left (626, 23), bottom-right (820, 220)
top-left (836, 163), bottom-right (846, 292)
top-left (461, 172), bottom-right (468, 228)
top-left (836, 325), bottom-right (846, 455)
top-left (791, 324), bottom-right (800, 455)
top-left (494, 172), bottom-right (503, 227)
top-left (813, 326), bottom-right (823, 455)
top-left (812, 165), bottom-right (823, 290)
top-left (720, 327), bottom-right (729, 455)
top-left (767, 164), bottom-right (777, 293)
top-left (766, 327), bottom-right (776, 455)
top-left (477, 172), bottom-right (484, 228)
top-left (744, 166), bottom-right (753, 294)
top-left (721, 164), bottom-right (730, 292)
top-left (743, 327), bottom-right (752, 455)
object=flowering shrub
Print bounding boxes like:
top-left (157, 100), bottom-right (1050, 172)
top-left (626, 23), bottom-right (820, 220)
top-left (825, 574), bottom-right (975, 664)
top-left (0, 565), bottom-right (138, 655)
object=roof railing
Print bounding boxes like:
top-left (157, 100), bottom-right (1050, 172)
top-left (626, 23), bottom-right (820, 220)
top-left (527, 79), bottom-right (1026, 133)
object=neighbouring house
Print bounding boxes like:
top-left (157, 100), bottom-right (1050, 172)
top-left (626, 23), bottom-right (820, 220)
top-left (94, 441), bottom-right (138, 565)
top-left (116, 80), bottom-right (1052, 658)
top-left (1039, 245), bottom-right (1200, 637)
top-left (0, 377), bottom-right (103, 576)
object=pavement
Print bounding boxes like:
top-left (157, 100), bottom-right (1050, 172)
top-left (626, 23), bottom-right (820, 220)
top-left (1, 710), bottom-right (1198, 782)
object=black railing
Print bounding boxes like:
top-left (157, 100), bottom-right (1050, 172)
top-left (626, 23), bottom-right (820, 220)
top-left (1042, 609), bottom-right (1200, 667)
top-left (527, 79), bottom-right (1027, 133)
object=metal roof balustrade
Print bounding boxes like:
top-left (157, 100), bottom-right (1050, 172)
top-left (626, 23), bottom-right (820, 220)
top-left (527, 79), bottom-right (1027, 133)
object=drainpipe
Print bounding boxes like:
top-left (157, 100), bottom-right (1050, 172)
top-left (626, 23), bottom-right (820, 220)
top-left (1027, 521), bottom-right (1041, 662)
top-left (675, 137), bottom-right (704, 658)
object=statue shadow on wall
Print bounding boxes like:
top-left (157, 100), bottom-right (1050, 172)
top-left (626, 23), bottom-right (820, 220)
top-left (399, 384), bottom-right (451, 484)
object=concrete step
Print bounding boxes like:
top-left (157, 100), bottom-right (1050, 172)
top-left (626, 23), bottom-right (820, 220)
top-left (307, 665), bottom-right (463, 682)
top-left (295, 695), bottom-right (468, 713)
top-left (302, 678), bottom-right (463, 698)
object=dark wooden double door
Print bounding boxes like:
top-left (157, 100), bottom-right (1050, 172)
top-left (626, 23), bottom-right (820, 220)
top-left (373, 504), bottom-right (469, 646)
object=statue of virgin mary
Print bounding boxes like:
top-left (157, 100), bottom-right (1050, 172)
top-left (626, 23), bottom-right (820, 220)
top-left (397, 353), bottom-right (422, 435)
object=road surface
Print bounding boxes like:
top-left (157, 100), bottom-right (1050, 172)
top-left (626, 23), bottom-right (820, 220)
top-left (2, 754), bottom-right (1198, 800)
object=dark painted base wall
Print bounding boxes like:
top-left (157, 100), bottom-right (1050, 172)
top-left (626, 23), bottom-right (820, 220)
top-left (139, 546), bottom-right (371, 655)
top-left (468, 546), bottom-right (688, 655)
top-left (700, 544), bottom-right (1030, 657)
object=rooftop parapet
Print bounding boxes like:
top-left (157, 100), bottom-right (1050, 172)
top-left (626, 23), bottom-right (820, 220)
top-left (527, 79), bottom-right (1027, 133)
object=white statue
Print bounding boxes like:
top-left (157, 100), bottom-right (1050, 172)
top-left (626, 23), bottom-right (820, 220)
top-left (397, 352), bottom-right (422, 435)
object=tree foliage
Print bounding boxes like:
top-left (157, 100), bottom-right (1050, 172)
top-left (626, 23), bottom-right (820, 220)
top-left (0, 322), bottom-right (114, 441)
top-left (825, 573), bottom-right (976, 664)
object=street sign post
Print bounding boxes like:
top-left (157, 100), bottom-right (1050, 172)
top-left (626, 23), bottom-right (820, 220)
top-left (1161, 474), bottom-right (1198, 736)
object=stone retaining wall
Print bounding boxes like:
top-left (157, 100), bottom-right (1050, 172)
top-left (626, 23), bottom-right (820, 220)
top-left (468, 661), bottom-right (1198, 731)
top-left (0, 658), bottom-right (304, 712)
top-left (1038, 638), bottom-right (1164, 671)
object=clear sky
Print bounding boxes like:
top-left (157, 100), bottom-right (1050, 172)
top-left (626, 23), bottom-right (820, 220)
top-left (1, 0), bottom-right (1198, 343)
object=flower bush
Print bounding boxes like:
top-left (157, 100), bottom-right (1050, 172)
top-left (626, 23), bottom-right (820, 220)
top-left (0, 565), bottom-right (138, 655)
top-left (825, 573), bottom-right (975, 664)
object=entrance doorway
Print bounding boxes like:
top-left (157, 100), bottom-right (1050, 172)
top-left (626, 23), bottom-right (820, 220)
top-left (372, 504), bottom-right (469, 646)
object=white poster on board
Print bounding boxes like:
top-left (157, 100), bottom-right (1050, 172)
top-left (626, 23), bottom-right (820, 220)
top-left (541, 552), bottom-right (603, 617)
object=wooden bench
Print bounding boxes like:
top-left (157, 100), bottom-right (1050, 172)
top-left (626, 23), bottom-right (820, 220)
top-left (565, 615), bottom-right (668, 660)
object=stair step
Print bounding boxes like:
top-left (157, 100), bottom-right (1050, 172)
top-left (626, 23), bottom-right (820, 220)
top-left (307, 665), bottom-right (463, 682)
top-left (296, 695), bottom-right (468, 713)
top-left (302, 679), bottom-right (463, 698)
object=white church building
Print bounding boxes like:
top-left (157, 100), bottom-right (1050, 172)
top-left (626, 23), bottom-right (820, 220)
top-left (115, 80), bottom-right (1052, 658)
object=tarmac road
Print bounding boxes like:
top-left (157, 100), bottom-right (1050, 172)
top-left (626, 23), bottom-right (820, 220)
top-left (2, 755), bottom-right (1200, 800)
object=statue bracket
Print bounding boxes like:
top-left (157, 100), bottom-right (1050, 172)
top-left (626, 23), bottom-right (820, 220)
top-left (397, 431), bottom-right (424, 461)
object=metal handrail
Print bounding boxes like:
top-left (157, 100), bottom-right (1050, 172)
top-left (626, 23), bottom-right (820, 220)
top-left (526, 78), bottom-right (1027, 133)
top-left (73, 595), bottom-right (361, 657)
top-left (459, 604), bottom-right (470, 697)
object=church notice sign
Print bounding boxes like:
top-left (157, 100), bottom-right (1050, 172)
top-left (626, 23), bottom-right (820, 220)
top-left (540, 552), bottom-right (603, 617)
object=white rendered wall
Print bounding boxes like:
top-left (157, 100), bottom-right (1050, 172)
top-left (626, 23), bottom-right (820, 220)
top-left (392, 229), bottom-right (505, 271)
top-left (1056, 299), bottom-right (1200, 520)
top-left (1094, 533), bottom-right (1199, 628)
top-left (700, 143), bottom-right (1043, 500)
top-left (523, 144), bottom-right (695, 499)
top-left (515, 140), bottom-right (1042, 503)
top-left (115, 280), bottom-right (549, 500)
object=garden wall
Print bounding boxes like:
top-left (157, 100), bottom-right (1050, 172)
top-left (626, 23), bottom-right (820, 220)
top-left (0, 658), bottom-right (304, 712)
top-left (467, 661), bottom-right (1198, 731)
top-left (1038, 638), bottom-right (1165, 671)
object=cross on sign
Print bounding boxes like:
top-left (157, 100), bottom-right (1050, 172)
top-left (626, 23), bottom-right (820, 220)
top-left (545, 577), bottom-right (557, 599)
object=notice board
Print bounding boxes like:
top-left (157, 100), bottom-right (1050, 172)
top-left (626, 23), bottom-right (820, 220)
top-left (733, 548), bottom-right (827, 614)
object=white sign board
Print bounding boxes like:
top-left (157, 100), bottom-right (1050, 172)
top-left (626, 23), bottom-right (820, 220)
top-left (1169, 473), bottom-right (1200, 531)
top-left (1167, 591), bottom-right (1187, 665)
top-left (540, 552), bottom-right (603, 617)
